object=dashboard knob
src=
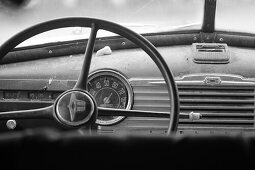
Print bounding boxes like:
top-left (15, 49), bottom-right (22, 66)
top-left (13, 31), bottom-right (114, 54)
top-left (6, 120), bottom-right (16, 130)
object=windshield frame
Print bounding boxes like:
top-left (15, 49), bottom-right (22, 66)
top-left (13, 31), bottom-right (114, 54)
top-left (0, 0), bottom-right (205, 47)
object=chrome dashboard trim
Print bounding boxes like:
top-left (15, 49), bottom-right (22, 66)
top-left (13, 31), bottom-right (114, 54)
top-left (145, 73), bottom-right (255, 86)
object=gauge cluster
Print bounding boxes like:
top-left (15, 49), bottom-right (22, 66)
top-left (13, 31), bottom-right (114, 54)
top-left (88, 69), bottom-right (133, 125)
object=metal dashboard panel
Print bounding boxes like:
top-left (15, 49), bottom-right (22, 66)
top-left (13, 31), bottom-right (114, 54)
top-left (0, 45), bottom-right (254, 134)
top-left (0, 45), bottom-right (255, 80)
top-left (0, 73), bottom-right (254, 135)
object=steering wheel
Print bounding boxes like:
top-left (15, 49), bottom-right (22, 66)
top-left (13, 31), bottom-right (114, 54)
top-left (0, 18), bottom-right (180, 135)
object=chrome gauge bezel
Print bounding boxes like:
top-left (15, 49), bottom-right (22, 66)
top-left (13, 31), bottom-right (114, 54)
top-left (88, 69), bottom-right (133, 125)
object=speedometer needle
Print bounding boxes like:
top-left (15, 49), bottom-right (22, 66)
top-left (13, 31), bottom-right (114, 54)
top-left (103, 93), bottom-right (112, 104)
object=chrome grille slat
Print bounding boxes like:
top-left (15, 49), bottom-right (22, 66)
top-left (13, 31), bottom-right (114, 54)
top-left (201, 113), bottom-right (255, 117)
top-left (179, 119), bottom-right (254, 124)
top-left (136, 99), bottom-right (255, 103)
top-left (180, 106), bottom-right (254, 110)
top-left (180, 99), bottom-right (254, 104)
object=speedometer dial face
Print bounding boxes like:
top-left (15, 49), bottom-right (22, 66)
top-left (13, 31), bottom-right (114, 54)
top-left (88, 70), bottom-right (133, 125)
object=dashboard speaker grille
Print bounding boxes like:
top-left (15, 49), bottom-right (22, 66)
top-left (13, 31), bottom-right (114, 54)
top-left (131, 81), bottom-right (255, 129)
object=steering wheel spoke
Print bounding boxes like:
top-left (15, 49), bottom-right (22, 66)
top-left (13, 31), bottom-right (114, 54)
top-left (98, 107), bottom-right (200, 120)
top-left (0, 105), bottom-right (54, 120)
top-left (74, 23), bottom-right (98, 90)
top-left (98, 107), bottom-right (169, 118)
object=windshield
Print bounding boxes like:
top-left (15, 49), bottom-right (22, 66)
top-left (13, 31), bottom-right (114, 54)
top-left (216, 0), bottom-right (255, 34)
top-left (0, 0), bottom-right (204, 46)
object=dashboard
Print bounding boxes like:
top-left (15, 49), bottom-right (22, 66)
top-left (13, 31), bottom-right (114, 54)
top-left (0, 41), bottom-right (255, 136)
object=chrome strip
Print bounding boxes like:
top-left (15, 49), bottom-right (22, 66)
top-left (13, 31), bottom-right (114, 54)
top-left (129, 74), bottom-right (255, 86)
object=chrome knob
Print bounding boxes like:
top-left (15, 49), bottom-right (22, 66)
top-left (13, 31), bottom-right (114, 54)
top-left (6, 120), bottom-right (16, 130)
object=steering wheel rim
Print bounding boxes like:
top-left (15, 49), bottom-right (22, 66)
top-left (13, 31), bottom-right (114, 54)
top-left (0, 17), bottom-right (180, 135)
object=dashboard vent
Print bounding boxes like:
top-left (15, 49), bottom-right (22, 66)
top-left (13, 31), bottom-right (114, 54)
top-left (178, 85), bottom-right (255, 128)
top-left (193, 43), bottom-right (230, 64)
top-left (131, 81), bottom-right (255, 129)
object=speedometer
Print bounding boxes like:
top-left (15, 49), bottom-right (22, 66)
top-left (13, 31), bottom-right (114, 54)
top-left (88, 69), bottom-right (133, 125)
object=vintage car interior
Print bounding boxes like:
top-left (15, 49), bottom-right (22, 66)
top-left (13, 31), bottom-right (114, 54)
top-left (0, 0), bottom-right (255, 168)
